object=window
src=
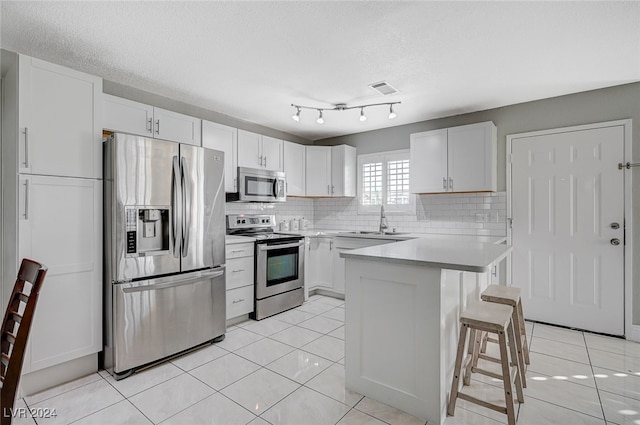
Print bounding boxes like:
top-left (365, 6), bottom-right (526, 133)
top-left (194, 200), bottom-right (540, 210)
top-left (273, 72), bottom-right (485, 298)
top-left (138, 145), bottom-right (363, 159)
top-left (357, 149), bottom-right (414, 214)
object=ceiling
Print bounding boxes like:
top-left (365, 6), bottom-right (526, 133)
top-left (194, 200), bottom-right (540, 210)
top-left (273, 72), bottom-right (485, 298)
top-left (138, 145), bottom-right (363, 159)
top-left (1, 1), bottom-right (639, 142)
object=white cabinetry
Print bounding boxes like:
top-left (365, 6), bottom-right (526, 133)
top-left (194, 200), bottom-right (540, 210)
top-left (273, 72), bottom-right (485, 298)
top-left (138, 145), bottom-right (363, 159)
top-left (237, 129), bottom-right (283, 171)
top-left (1, 53), bottom-right (102, 380)
top-left (225, 240), bottom-right (255, 320)
top-left (202, 120), bottom-right (238, 192)
top-left (103, 94), bottom-right (201, 146)
top-left (17, 55), bottom-right (102, 179)
top-left (283, 141), bottom-right (305, 196)
top-left (331, 236), bottom-right (397, 296)
top-left (331, 145), bottom-right (357, 197)
top-left (18, 175), bottom-right (102, 372)
top-left (305, 236), bottom-right (334, 293)
top-left (305, 146), bottom-right (332, 196)
top-left (410, 121), bottom-right (496, 193)
top-left (305, 145), bottom-right (356, 197)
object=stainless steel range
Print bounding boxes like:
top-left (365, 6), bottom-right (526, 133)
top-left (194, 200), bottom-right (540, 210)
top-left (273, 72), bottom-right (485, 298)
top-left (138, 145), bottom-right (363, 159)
top-left (227, 214), bottom-right (304, 320)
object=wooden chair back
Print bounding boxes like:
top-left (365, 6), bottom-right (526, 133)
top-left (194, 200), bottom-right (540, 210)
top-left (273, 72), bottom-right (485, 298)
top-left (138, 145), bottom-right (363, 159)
top-left (1, 259), bottom-right (47, 425)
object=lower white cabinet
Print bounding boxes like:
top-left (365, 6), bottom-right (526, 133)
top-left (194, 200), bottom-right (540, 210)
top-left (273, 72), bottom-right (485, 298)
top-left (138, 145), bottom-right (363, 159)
top-left (225, 240), bottom-right (254, 320)
top-left (306, 236), bottom-right (334, 293)
top-left (16, 175), bottom-right (102, 373)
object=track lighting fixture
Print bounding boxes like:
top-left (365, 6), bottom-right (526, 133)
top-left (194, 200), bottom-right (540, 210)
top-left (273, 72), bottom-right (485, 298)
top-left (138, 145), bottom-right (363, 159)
top-left (290, 101), bottom-right (400, 124)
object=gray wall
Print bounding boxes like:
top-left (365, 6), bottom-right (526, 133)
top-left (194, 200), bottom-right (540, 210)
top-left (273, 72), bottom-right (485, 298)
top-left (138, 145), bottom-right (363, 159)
top-left (316, 82), bottom-right (640, 328)
top-left (103, 80), bottom-right (312, 145)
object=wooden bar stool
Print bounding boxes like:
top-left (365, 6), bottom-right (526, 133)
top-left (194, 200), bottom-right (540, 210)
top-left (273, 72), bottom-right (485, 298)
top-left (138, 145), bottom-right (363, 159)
top-left (448, 301), bottom-right (524, 425)
top-left (480, 285), bottom-right (530, 387)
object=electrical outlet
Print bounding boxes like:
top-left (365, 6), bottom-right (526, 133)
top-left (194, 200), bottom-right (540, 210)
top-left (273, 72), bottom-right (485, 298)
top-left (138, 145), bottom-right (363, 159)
top-left (490, 211), bottom-right (499, 223)
top-left (475, 213), bottom-right (488, 223)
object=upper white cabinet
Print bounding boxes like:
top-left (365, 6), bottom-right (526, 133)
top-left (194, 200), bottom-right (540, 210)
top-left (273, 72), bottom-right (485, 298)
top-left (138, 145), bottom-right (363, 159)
top-left (305, 146), bottom-right (332, 196)
top-left (410, 121), bottom-right (496, 193)
top-left (237, 129), bottom-right (283, 171)
top-left (103, 94), bottom-right (201, 146)
top-left (305, 145), bottom-right (356, 197)
top-left (17, 55), bottom-right (102, 179)
top-left (331, 145), bottom-right (357, 197)
top-left (202, 120), bottom-right (237, 192)
top-left (283, 141), bottom-right (305, 196)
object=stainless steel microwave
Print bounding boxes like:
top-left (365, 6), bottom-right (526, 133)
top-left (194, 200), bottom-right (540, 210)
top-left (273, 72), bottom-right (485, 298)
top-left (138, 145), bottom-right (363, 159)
top-left (226, 167), bottom-right (286, 202)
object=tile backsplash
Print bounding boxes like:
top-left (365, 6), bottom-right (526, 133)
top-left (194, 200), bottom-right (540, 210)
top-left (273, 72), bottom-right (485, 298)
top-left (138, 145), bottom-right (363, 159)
top-left (225, 192), bottom-right (507, 236)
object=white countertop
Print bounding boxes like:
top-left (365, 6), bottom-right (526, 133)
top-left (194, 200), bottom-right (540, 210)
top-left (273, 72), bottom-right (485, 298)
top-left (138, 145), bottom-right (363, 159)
top-left (339, 237), bottom-right (512, 273)
top-left (225, 235), bottom-right (256, 244)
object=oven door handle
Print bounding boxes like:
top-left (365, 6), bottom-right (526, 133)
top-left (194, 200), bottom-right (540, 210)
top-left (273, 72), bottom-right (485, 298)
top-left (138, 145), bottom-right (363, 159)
top-left (257, 241), bottom-right (304, 251)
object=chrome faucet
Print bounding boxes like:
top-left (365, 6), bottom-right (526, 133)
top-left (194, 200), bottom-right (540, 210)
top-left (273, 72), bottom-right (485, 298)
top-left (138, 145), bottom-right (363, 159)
top-left (379, 205), bottom-right (389, 233)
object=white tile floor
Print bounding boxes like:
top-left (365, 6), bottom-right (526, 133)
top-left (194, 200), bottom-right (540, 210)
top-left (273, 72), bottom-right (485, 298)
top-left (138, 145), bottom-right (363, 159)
top-left (13, 294), bottom-right (640, 425)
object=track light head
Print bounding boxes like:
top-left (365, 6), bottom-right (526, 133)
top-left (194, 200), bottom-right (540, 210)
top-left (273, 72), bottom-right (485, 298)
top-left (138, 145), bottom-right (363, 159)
top-left (292, 106), bottom-right (301, 122)
top-left (359, 107), bottom-right (367, 122)
top-left (388, 104), bottom-right (397, 120)
top-left (316, 110), bottom-right (324, 124)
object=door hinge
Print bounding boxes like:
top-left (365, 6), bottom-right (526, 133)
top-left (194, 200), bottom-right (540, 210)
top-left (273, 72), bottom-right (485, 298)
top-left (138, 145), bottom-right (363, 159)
top-left (508, 218), bottom-right (513, 228)
top-left (507, 153), bottom-right (513, 164)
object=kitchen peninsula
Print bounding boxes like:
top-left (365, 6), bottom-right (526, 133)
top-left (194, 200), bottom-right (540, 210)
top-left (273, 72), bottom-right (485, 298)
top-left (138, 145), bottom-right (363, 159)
top-left (340, 237), bottom-right (511, 425)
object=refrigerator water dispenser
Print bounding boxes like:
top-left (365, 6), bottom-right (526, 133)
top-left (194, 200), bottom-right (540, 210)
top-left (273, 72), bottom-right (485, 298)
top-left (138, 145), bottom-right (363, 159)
top-left (125, 207), bottom-right (170, 256)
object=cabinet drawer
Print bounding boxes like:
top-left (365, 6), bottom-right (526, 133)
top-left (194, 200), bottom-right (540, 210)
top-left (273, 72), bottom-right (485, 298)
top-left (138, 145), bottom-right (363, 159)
top-left (226, 242), bottom-right (254, 259)
top-left (226, 286), bottom-right (254, 319)
top-left (227, 256), bottom-right (254, 290)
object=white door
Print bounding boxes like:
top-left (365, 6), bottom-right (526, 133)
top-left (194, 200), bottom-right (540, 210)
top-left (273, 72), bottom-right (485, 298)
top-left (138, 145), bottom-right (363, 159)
top-left (510, 124), bottom-right (625, 335)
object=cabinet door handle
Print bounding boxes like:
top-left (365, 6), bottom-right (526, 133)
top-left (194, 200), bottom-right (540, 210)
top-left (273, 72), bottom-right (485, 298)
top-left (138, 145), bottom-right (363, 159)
top-left (233, 177), bottom-right (237, 192)
top-left (263, 155), bottom-right (267, 168)
top-left (23, 179), bottom-right (30, 220)
top-left (442, 177), bottom-right (447, 190)
top-left (331, 185), bottom-right (335, 194)
top-left (230, 249), bottom-right (245, 254)
top-left (232, 298), bottom-right (245, 304)
top-left (155, 119), bottom-right (160, 135)
top-left (231, 269), bottom-right (245, 273)
top-left (147, 118), bottom-right (153, 133)
top-left (23, 127), bottom-right (29, 168)
top-left (449, 177), bottom-right (453, 190)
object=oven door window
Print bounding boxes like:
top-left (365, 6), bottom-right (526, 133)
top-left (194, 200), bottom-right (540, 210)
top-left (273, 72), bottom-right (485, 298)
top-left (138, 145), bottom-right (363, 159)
top-left (266, 246), bottom-right (299, 286)
top-left (246, 176), bottom-right (274, 197)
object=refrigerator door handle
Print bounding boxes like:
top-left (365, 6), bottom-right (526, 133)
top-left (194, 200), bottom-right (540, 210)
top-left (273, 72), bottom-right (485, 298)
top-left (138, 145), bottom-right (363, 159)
top-left (181, 157), bottom-right (191, 257)
top-left (172, 155), bottom-right (183, 258)
top-left (121, 268), bottom-right (225, 293)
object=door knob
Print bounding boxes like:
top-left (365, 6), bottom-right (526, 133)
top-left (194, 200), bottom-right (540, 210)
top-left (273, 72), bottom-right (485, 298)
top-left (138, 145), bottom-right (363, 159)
top-left (611, 238), bottom-right (621, 246)
top-left (611, 223), bottom-right (620, 229)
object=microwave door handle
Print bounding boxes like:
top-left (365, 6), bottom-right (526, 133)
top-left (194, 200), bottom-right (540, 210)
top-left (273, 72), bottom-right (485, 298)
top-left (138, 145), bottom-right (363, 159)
top-left (181, 157), bottom-right (191, 257)
top-left (272, 178), bottom-right (278, 199)
top-left (172, 156), bottom-right (182, 258)
top-left (258, 241), bottom-right (304, 251)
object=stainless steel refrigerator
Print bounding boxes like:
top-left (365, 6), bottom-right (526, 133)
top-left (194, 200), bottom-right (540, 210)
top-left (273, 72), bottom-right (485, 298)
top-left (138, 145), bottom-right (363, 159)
top-left (102, 133), bottom-right (226, 379)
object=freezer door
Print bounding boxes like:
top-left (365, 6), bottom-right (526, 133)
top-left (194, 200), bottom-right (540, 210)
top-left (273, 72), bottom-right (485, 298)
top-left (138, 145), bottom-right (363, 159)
top-left (180, 144), bottom-right (226, 271)
top-left (107, 134), bottom-right (181, 281)
top-left (112, 268), bottom-right (226, 374)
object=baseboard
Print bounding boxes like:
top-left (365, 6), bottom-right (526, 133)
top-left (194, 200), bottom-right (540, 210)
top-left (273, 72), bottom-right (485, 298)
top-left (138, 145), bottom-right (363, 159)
top-left (629, 324), bottom-right (640, 342)
top-left (309, 288), bottom-right (345, 300)
top-left (19, 354), bottom-right (98, 397)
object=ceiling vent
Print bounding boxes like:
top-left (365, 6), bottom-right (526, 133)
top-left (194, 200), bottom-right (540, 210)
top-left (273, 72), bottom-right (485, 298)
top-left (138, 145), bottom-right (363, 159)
top-left (368, 81), bottom-right (398, 96)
